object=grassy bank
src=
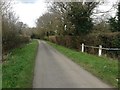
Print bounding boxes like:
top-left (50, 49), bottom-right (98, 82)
top-left (48, 41), bottom-right (118, 88)
top-left (2, 40), bottom-right (38, 88)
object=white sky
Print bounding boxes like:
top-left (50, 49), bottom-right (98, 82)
top-left (13, 0), bottom-right (48, 27)
top-left (13, 0), bottom-right (119, 27)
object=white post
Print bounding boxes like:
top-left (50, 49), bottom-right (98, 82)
top-left (82, 43), bottom-right (84, 52)
top-left (82, 0), bottom-right (86, 5)
top-left (98, 45), bottom-right (102, 56)
top-left (64, 25), bottom-right (66, 31)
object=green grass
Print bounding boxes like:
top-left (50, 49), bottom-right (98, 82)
top-left (48, 41), bottom-right (119, 88)
top-left (2, 40), bottom-right (38, 88)
top-left (0, 63), bottom-right (2, 89)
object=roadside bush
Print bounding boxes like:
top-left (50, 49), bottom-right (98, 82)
top-left (98, 32), bottom-right (120, 59)
top-left (49, 32), bottom-right (120, 60)
top-left (2, 15), bottom-right (30, 54)
top-left (2, 34), bottom-right (30, 54)
top-left (1, 0), bottom-right (31, 59)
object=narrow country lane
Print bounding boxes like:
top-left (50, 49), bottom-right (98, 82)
top-left (33, 40), bottom-right (111, 88)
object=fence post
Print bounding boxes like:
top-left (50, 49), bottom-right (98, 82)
top-left (98, 45), bottom-right (102, 56)
top-left (82, 43), bottom-right (84, 52)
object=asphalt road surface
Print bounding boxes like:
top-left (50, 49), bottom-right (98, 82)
top-left (33, 40), bottom-right (111, 88)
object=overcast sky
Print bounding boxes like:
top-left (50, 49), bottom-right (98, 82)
top-left (13, 0), bottom-right (48, 27)
top-left (13, 0), bottom-right (118, 27)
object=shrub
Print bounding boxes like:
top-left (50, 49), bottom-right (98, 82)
top-left (2, 34), bottom-right (30, 54)
top-left (48, 32), bottom-right (120, 60)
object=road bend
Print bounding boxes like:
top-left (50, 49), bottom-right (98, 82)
top-left (33, 40), bottom-right (111, 88)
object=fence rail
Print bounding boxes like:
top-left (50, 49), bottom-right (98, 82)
top-left (81, 43), bottom-right (120, 56)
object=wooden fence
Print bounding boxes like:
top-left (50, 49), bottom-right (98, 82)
top-left (81, 43), bottom-right (120, 56)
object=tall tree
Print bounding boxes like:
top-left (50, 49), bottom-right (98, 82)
top-left (109, 2), bottom-right (120, 32)
top-left (117, 2), bottom-right (120, 31)
top-left (67, 2), bottom-right (98, 35)
top-left (1, 0), bottom-right (30, 53)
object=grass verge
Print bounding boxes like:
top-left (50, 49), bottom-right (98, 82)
top-left (2, 40), bottom-right (38, 88)
top-left (48, 41), bottom-right (119, 88)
